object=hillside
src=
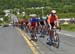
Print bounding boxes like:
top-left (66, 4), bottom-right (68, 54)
top-left (0, 0), bottom-right (75, 18)
top-left (0, 0), bottom-right (75, 13)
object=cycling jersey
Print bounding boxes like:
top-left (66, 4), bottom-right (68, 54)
top-left (48, 14), bottom-right (58, 23)
top-left (47, 14), bottom-right (58, 28)
top-left (31, 18), bottom-right (38, 23)
top-left (30, 18), bottom-right (38, 28)
top-left (40, 17), bottom-right (45, 25)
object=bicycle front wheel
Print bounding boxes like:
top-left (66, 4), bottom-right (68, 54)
top-left (54, 33), bottom-right (60, 48)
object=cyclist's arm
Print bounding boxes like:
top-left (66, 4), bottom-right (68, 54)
top-left (36, 22), bottom-right (37, 27)
top-left (44, 20), bottom-right (46, 26)
top-left (47, 16), bottom-right (52, 29)
top-left (55, 15), bottom-right (59, 27)
top-left (47, 16), bottom-right (51, 26)
top-left (39, 22), bottom-right (41, 25)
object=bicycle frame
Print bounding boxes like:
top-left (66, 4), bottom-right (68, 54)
top-left (48, 27), bottom-right (60, 48)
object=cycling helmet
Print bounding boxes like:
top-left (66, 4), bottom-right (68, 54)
top-left (51, 10), bottom-right (56, 14)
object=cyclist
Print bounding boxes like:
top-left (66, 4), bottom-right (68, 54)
top-left (39, 16), bottom-right (47, 35)
top-left (24, 18), bottom-right (29, 32)
top-left (30, 15), bottom-right (38, 40)
top-left (47, 10), bottom-right (59, 44)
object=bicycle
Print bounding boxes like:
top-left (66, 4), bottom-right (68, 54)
top-left (47, 26), bottom-right (60, 48)
top-left (30, 27), bottom-right (37, 42)
top-left (39, 25), bottom-right (46, 38)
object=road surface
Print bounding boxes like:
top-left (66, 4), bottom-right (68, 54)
top-left (0, 26), bottom-right (75, 54)
top-left (0, 26), bottom-right (32, 54)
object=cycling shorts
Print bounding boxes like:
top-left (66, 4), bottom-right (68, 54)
top-left (48, 22), bottom-right (55, 28)
top-left (40, 21), bottom-right (44, 25)
top-left (31, 22), bottom-right (36, 28)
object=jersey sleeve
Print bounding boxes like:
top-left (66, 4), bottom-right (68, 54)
top-left (55, 15), bottom-right (58, 21)
top-left (56, 15), bottom-right (58, 19)
top-left (47, 16), bottom-right (51, 25)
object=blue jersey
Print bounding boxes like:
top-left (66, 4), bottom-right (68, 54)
top-left (30, 18), bottom-right (38, 23)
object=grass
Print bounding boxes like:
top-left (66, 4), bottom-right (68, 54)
top-left (57, 13), bottom-right (75, 18)
top-left (60, 24), bottom-right (75, 31)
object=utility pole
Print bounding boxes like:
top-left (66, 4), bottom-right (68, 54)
top-left (41, 7), bottom-right (44, 17)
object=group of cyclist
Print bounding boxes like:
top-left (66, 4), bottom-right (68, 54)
top-left (29, 10), bottom-right (59, 33)
top-left (18, 9), bottom-right (60, 42)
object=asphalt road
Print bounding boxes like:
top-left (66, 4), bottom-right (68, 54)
top-left (25, 28), bottom-right (75, 54)
top-left (0, 26), bottom-right (32, 54)
top-left (0, 26), bottom-right (75, 54)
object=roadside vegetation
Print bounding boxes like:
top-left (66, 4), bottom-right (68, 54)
top-left (60, 24), bottom-right (75, 31)
top-left (0, 0), bottom-right (75, 31)
top-left (0, 0), bottom-right (75, 18)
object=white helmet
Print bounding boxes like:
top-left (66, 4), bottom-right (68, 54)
top-left (51, 10), bottom-right (56, 13)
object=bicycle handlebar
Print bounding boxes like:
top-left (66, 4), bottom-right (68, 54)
top-left (57, 27), bottom-right (61, 31)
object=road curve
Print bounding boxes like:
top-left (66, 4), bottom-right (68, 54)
top-left (0, 27), bottom-right (32, 54)
top-left (0, 26), bottom-right (75, 54)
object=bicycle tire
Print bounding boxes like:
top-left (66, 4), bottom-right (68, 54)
top-left (53, 33), bottom-right (60, 48)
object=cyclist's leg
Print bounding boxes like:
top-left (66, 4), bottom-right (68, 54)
top-left (40, 25), bottom-right (43, 36)
top-left (34, 26), bottom-right (37, 38)
top-left (31, 22), bottom-right (36, 39)
top-left (37, 25), bottom-right (40, 34)
top-left (48, 23), bottom-right (54, 42)
top-left (30, 26), bottom-right (34, 39)
top-left (50, 23), bottom-right (56, 42)
top-left (43, 25), bottom-right (47, 35)
top-left (32, 26), bottom-right (37, 40)
top-left (41, 25), bottom-right (45, 35)
top-left (48, 29), bottom-right (52, 41)
top-left (47, 29), bottom-right (51, 40)
top-left (28, 23), bottom-right (32, 33)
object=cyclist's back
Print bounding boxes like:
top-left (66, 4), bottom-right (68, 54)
top-left (30, 17), bottom-right (38, 28)
top-left (31, 18), bottom-right (37, 22)
top-left (48, 14), bottom-right (58, 23)
top-left (40, 17), bottom-right (46, 25)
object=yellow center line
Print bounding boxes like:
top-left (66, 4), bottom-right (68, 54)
top-left (24, 33), bottom-right (37, 46)
top-left (24, 32), bottom-right (45, 54)
top-left (17, 28), bottom-right (39, 54)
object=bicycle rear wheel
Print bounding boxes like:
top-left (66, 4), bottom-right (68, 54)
top-left (31, 30), bottom-right (37, 42)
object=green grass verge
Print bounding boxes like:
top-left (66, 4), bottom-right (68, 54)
top-left (57, 13), bottom-right (75, 18)
top-left (60, 24), bottom-right (75, 31)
